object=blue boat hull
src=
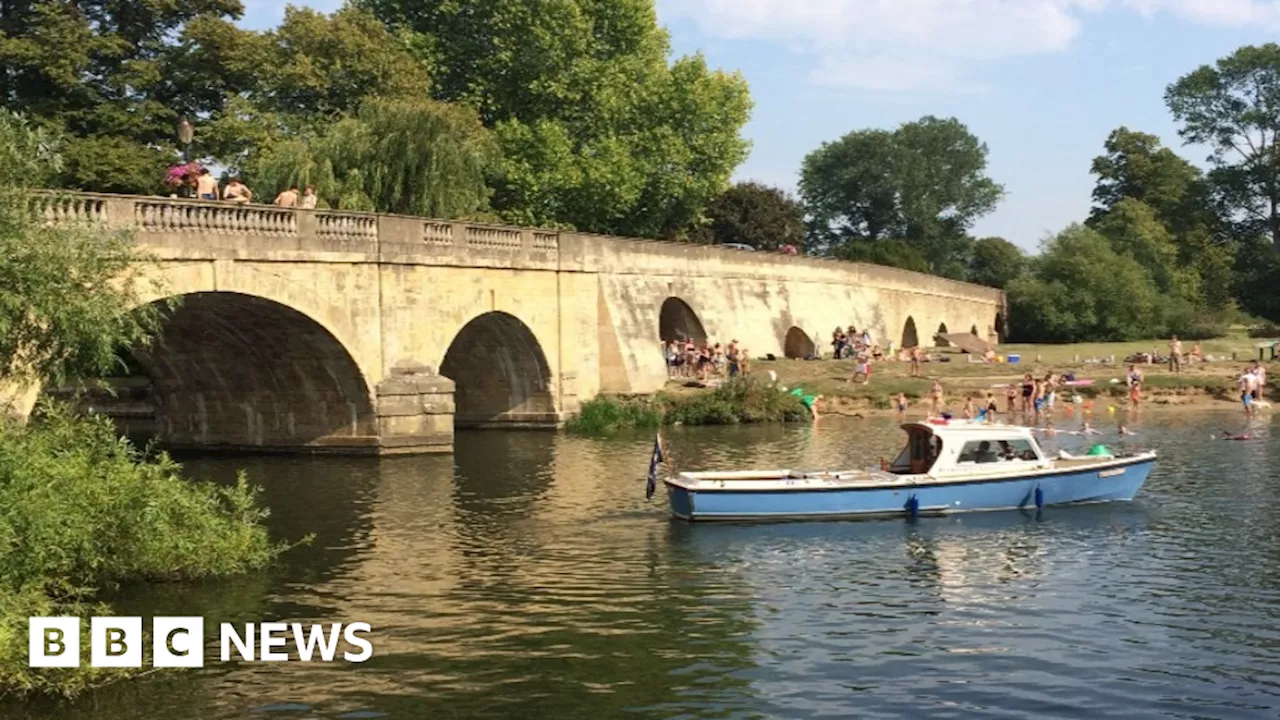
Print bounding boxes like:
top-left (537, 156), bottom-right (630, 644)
top-left (665, 458), bottom-right (1155, 522)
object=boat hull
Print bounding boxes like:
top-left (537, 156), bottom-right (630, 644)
top-left (665, 458), bottom-right (1155, 522)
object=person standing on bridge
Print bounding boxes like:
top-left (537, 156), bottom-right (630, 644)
top-left (274, 185), bottom-right (300, 207)
top-left (223, 177), bottom-right (252, 204)
top-left (301, 184), bottom-right (318, 209)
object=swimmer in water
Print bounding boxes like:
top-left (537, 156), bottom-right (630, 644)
top-left (1119, 425), bottom-right (1136, 436)
top-left (1080, 422), bottom-right (1102, 436)
top-left (1220, 430), bottom-right (1251, 440)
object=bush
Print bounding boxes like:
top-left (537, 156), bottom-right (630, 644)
top-left (565, 396), bottom-right (663, 434)
top-left (0, 405), bottom-right (286, 697)
top-left (564, 377), bottom-right (809, 433)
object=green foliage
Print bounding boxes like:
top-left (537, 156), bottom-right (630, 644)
top-left (966, 236), bottom-right (1025, 288)
top-left (0, 405), bottom-right (285, 696)
top-left (0, 0), bottom-right (244, 193)
top-left (1007, 225), bottom-right (1163, 342)
top-left (565, 396), bottom-right (663, 434)
top-left (663, 377), bottom-right (808, 426)
top-left (800, 116), bottom-right (1003, 276)
top-left (250, 97), bottom-right (499, 218)
top-left (564, 378), bottom-right (808, 434)
top-left (834, 238), bottom-right (931, 273)
top-left (365, 0), bottom-right (752, 237)
top-left (1091, 198), bottom-right (1201, 302)
top-left (0, 112), bottom-right (165, 389)
top-left (1089, 127), bottom-right (1209, 233)
top-left (692, 181), bottom-right (805, 250)
top-left (1166, 43), bottom-right (1280, 249)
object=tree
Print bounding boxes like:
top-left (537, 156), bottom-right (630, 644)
top-left (967, 237), bottom-right (1025, 288)
top-left (363, 0), bottom-right (752, 238)
top-left (0, 112), bottom-right (164, 390)
top-left (1166, 44), bottom-right (1280, 253)
top-left (0, 0), bottom-right (243, 193)
top-left (250, 97), bottom-right (499, 218)
top-left (1091, 198), bottom-right (1200, 302)
top-left (1089, 127), bottom-right (1208, 233)
top-left (693, 182), bottom-right (804, 250)
top-left (1007, 225), bottom-right (1162, 342)
top-left (799, 116), bottom-right (1003, 276)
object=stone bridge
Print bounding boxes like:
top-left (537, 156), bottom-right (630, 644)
top-left (11, 192), bottom-right (1007, 454)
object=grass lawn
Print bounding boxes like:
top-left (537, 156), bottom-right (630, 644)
top-left (729, 330), bottom-right (1275, 410)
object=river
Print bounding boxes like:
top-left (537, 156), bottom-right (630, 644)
top-left (7, 411), bottom-right (1279, 719)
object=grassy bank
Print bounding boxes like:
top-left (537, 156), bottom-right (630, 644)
top-left (756, 333), bottom-right (1274, 413)
top-left (0, 405), bottom-right (287, 698)
top-left (566, 377), bottom-right (808, 434)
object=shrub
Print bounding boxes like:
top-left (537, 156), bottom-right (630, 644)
top-left (565, 396), bottom-right (663, 434)
top-left (0, 404), bottom-right (286, 697)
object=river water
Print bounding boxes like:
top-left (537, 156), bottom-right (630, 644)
top-left (8, 411), bottom-right (1280, 719)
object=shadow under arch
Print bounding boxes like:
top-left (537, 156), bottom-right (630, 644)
top-left (128, 291), bottom-right (377, 452)
top-left (994, 312), bottom-right (1005, 343)
top-left (901, 317), bottom-right (920, 348)
top-left (936, 322), bottom-right (950, 347)
top-left (783, 327), bottom-right (815, 359)
top-left (659, 297), bottom-right (707, 344)
top-left (970, 324), bottom-right (979, 336)
top-left (440, 311), bottom-right (557, 428)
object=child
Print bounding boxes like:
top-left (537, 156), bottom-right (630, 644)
top-left (985, 392), bottom-right (998, 418)
top-left (962, 396), bottom-right (975, 420)
top-left (1005, 384), bottom-right (1017, 414)
top-left (930, 379), bottom-right (944, 417)
top-left (895, 392), bottom-right (908, 420)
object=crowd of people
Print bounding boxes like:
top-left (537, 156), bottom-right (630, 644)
top-left (168, 166), bottom-right (319, 209)
top-left (663, 338), bottom-right (750, 382)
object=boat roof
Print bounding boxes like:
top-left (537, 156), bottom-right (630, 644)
top-left (902, 420), bottom-right (1037, 441)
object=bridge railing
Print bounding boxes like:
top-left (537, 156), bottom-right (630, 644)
top-left (25, 190), bottom-right (1001, 301)
top-left (27, 190), bottom-right (562, 259)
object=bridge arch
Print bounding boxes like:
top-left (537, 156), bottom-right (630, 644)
top-left (783, 327), bottom-right (815, 359)
top-left (659, 297), bottom-right (707, 344)
top-left (936, 323), bottom-right (950, 347)
top-left (131, 291), bottom-right (376, 450)
top-left (970, 324), bottom-right (979, 336)
top-left (441, 311), bottom-right (556, 427)
top-left (901, 317), bottom-right (920, 349)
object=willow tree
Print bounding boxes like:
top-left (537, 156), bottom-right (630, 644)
top-left (250, 97), bottom-right (498, 218)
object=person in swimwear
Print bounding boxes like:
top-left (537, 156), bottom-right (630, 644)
top-left (1005, 384), bottom-right (1017, 414)
top-left (1126, 364), bottom-right (1144, 409)
top-left (929, 379), bottom-right (944, 417)
top-left (895, 392), bottom-right (908, 420)
top-left (1020, 374), bottom-right (1034, 414)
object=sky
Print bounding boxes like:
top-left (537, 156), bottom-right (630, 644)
top-left (239, 0), bottom-right (1280, 252)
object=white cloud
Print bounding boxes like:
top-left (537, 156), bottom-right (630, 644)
top-left (658, 0), bottom-right (1280, 91)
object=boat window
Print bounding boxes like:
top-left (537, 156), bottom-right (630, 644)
top-left (958, 438), bottom-right (1041, 463)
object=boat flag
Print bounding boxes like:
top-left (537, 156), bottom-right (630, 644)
top-left (646, 434), bottom-right (665, 500)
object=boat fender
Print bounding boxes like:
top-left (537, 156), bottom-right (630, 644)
top-left (1034, 486), bottom-right (1044, 509)
top-left (906, 494), bottom-right (920, 518)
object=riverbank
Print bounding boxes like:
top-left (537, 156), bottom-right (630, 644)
top-left (567, 377), bottom-right (809, 434)
top-left (0, 406), bottom-right (286, 698)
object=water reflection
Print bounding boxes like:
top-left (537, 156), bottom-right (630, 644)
top-left (5, 412), bottom-right (1280, 719)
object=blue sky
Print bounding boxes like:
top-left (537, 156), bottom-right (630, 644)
top-left (240, 1), bottom-right (1280, 251)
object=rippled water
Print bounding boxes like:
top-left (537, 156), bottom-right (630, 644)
top-left (7, 411), bottom-right (1280, 719)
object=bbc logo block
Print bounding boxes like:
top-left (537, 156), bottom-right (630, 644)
top-left (29, 617), bottom-right (372, 667)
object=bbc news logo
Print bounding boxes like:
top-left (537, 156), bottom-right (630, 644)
top-left (29, 617), bottom-right (373, 668)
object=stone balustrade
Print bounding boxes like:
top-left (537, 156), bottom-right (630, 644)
top-left (28, 190), bottom-right (564, 261)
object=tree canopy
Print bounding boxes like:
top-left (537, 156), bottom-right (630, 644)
top-left (693, 182), bottom-right (805, 251)
top-left (799, 116), bottom-right (1003, 277)
top-left (362, 0), bottom-right (752, 238)
top-left (966, 237), bottom-right (1025, 289)
top-left (1166, 43), bottom-right (1280, 251)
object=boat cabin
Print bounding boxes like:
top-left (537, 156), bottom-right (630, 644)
top-left (887, 422), bottom-right (1049, 476)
